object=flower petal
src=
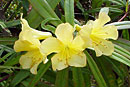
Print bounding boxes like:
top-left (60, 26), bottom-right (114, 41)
top-left (55, 23), bottom-right (74, 44)
top-left (68, 52), bottom-right (86, 67)
top-left (21, 18), bottom-right (30, 31)
top-left (19, 53), bottom-right (32, 69)
top-left (92, 38), bottom-right (114, 56)
top-left (93, 25), bottom-right (118, 40)
top-left (19, 50), bottom-right (44, 74)
top-left (93, 12), bottom-right (110, 28)
top-left (98, 12), bottom-right (110, 26)
top-left (40, 37), bottom-right (63, 55)
top-left (51, 53), bottom-right (68, 71)
top-left (20, 18), bottom-right (52, 40)
top-left (14, 18), bottom-right (52, 52)
top-left (30, 63), bottom-right (40, 74)
top-left (31, 29), bottom-right (52, 40)
top-left (14, 39), bottom-right (40, 52)
top-left (71, 35), bottom-right (85, 51)
top-left (79, 24), bottom-right (92, 48)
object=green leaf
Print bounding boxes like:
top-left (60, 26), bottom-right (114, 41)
top-left (41, 18), bottom-right (58, 33)
top-left (42, 25), bottom-right (56, 34)
top-left (0, 52), bottom-right (14, 63)
top-left (55, 68), bottom-right (68, 87)
top-left (10, 70), bottom-right (30, 87)
top-left (83, 66), bottom-right (91, 87)
top-left (0, 20), bottom-right (20, 29)
top-left (104, 0), bottom-right (125, 6)
top-left (0, 21), bottom-right (6, 29)
top-left (43, 70), bottom-right (56, 84)
top-left (114, 44), bottom-right (130, 59)
top-left (117, 25), bottom-right (130, 30)
top-left (107, 21), bottom-right (130, 30)
top-left (27, 0), bottom-right (61, 28)
top-left (64, 0), bottom-right (74, 26)
top-left (4, 53), bottom-right (21, 66)
top-left (28, 0), bottom-right (62, 26)
top-left (28, 54), bottom-right (53, 87)
top-left (108, 21), bottom-right (130, 26)
top-left (92, 0), bottom-right (103, 8)
top-left (72, 67), bottom-right (85, 87)
top-left (4, 20), bottom-right (21, 28)
top-left (0, 47), bottom-right (5, 56)
top-left (26, 9), bottom-right (43, 28)
top-left (84, 50), bottom-right (108, 87)
top-left (0, 44), bottom-right (14, 52)
top-left (105, 57), bottom-right (127, 80)
top-left (94, 55), bottom-right (118, 87)
top-left (47, 0), bottom-right (61, 9)
top-left (112, 38), bottom-right (130, 52)
top-left (0, 37), bottom-right (17, 45)
top-left (110, 52), bottom-right (130, 66)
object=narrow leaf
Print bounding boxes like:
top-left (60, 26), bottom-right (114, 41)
top-left (28, 0), bottom-right (62, 26)
top-left (55, 68), bottom-right (68, 87)
top-left (64, 0), bottom-right (74, 26)
top-left (84, 51), bottom-right (108, 87)
top-left (72, 67), bottom-right (85, 87)
top-left (110, 52), bottom-right (130, 66)
top-left (10, 70), bottom-right (30, 87)
top-left (27, 0), bottom-right (61, 28)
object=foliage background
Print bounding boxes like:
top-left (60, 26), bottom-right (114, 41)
top-left (0, 0), bottom-right (130, 87)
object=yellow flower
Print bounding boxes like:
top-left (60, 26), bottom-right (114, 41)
top-left (40, 23), bottom-right (86, 71)
top-left (78, 12), bottom-right (118, 56)
top-left (14, 17), bottom-right (52, 74)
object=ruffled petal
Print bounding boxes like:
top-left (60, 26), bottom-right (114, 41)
top-left (68, 52), bottom-right (86, 67)
top-left (40, 37), bottom-right (63, 55)
top-left (55, 23), bottom-right (74, 44)
top-left (51, 53), bottom-right (68, 71)
top-left (102, 25), bottom-right (118, 40)
top-left (93, 25), bottom-right (118, 40)
top-left (92, 37), bottom-right (114, 56)
top-left (99, 12), bottom-right (110, 25)
top-left (19, 50), bottom-right (44, 74)
top-left (93, 12), bottom-right (110, 28)
top-left (79, 24), bottom-right (92, 48)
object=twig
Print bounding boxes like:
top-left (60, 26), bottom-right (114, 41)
top-left (118, 5), bottom-right (130, 22)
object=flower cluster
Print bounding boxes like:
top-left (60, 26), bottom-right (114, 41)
top-left (14, 12), bottom-right (118, 74)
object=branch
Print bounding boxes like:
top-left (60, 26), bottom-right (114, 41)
top-left (118, 5), bottom-right (130, 22)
